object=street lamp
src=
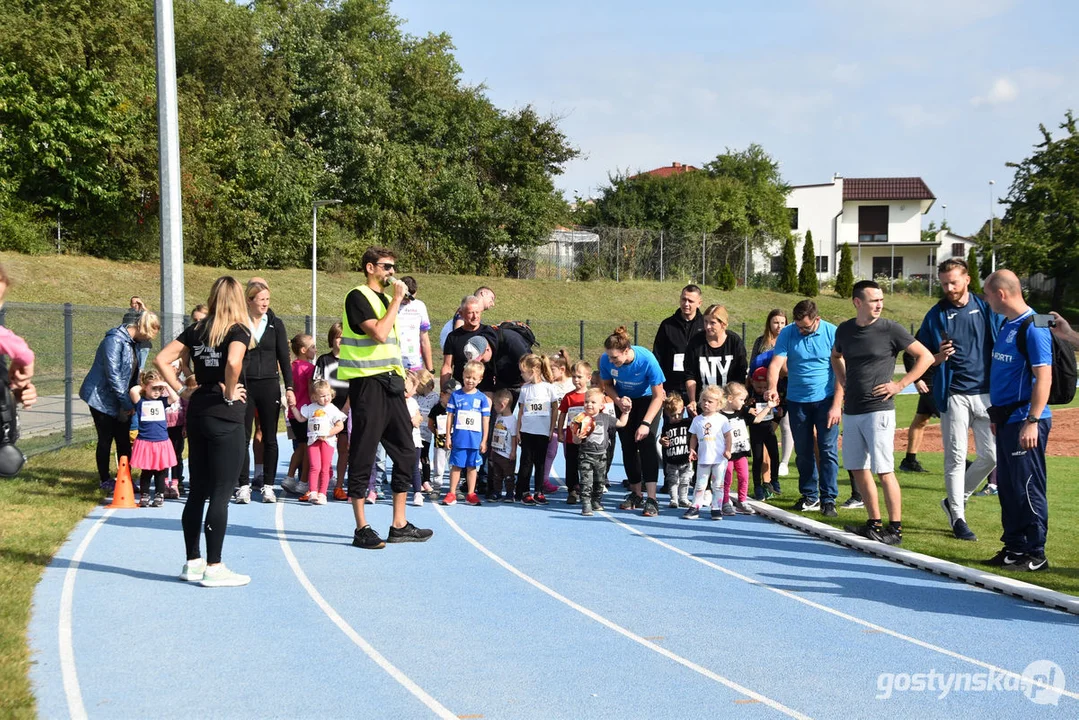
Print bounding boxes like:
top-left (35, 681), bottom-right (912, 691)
top-left (989, 180), bottom-right (996, 271)
top-left (941, 203), bottom-right (947, 228)
top-left (312, 199), bottom-right (342, 337)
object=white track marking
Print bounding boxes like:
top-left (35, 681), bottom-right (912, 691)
top-left (436, 506), bottom-right (811, 719)
top-left (59, 509), bottom-right (113, 720)
top-left (275, 503), bottom-right (456, 719)
top-left (601, 511), bottom-right (1079, 702)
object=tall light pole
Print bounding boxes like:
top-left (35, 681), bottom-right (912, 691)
top-left (155, 0), bottom-right (184, 342)
top-left (311, 199), bottom-right (342, 336)
top-left (989, 180), bottom-right (996, 271)
top-left (941, 203), bottom-right (947, 229)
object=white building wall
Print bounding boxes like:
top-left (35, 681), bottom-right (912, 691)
top-left (754, 179), bottom-right (843, 278)
top-left (837, 200), bottom-right (923, 246)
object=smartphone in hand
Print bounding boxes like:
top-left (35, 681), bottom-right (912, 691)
top-left (1033, 314), bottom-right (1058, 329)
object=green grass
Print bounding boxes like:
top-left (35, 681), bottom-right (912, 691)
top-left (0, 441), bottom-right (102, 719)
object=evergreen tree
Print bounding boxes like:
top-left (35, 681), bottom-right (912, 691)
top-left (798, 230), bottom-right (819, 297)
top-left (780, 234), bottom-right (798, 293)
top-left (967, 247), bottom-right (983, 294)
top-left (715, 263), bottom-right (736, 291)
top-left (835, 243), bottom-right (854, 298)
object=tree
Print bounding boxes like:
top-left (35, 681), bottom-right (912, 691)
top-left (967, 247), bottom-right (983, 294)
top-left (715, 263), bottom-right (736, 291)
top-left (1000, 110), bottom-right (1079, 307)
top-left (835, 243), bottom-right (854, 298)
top-left (798, 230), bottom-right (819, 297)
top-left (779, 234), bottom-right (798, 293)
top-left (921, 219), bottom-right (951, 243)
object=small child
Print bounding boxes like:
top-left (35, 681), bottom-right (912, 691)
top-left (684, 385), bottom-right (732, 521)
top-left (292, 379), bottom-right (347, 505)
top-left (515, 354), bottom-right (558, 505)
top-left (444, 362), bottom-right (491, 506)
top-left (543, 348), bottom-right (575, 494)
top-left (284, 333), bottom-right (317, 495)
top-left (571, 387), bottom-right (629, 516)
top-left (720, 383), bottom-right (755, 516)
top-left (488, 389), bottom-right (518, 502)
top-left (659, 394), bottom-right (693, 508)
top-left (428, 380), bottom-right (455, 496)
top-left (129, 369), bottom-right (180, 507)
top-left (555, 360), bottom-right (590, 504)
top-left (164, 374), bottom-right (194, 498)
top-left (591, 369), bottom-right (618, 484)
top-left (748, 367), bottom-right (783, 499)
top-left (414, 371), bottom-right (439, 497)
top-left (405, 371), bottom-right (426, 506)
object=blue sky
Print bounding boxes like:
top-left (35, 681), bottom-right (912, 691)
top-left (390, 0), bottom-right (1079, 236)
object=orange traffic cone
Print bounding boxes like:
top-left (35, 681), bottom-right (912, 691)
top-left (107, 456), bottom-right (137, 509)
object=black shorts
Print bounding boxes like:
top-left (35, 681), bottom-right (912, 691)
top-left (289, 418), bottom-right (308, 449)
top-left (916, 390), bottom-right (939, 419)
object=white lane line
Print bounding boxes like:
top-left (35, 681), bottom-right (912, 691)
top-left (435, 505), bottom-right (811, 720)
top-left (601, 511), bottom-right (1079, 702)
top-left (59, 509), bottom-right (114, 720)
top-left (274, 503), bottom-right (456, 720)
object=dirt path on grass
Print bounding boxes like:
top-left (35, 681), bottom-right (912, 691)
top-left (892, 407), bottom-right (1079, 457)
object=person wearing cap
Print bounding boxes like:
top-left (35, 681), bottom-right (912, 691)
top-left (747, 365), bottom-right (783, 499)
top-left (684, 304), bottom-right (747, 416)
top-left (652, 285), bottom-right (704, 403)
top-left (440, 295), bottom-right (498, 393)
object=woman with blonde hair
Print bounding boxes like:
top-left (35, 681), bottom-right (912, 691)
top-left (155, 276), bottom-right (253, 587)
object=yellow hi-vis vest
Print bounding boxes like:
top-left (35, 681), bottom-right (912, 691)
top-left (338, 285), bottom-right (404, 380)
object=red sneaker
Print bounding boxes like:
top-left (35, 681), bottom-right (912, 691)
top-left (534, 493), bottom-right (549, 505)
top-left (299, 492), bottom-right (311, 502)
top-left (522, 493), bottom-right (536, 505)
top-left (466, 492), bottom-right (482, 506)
top-left (441, 493), bottom-right (457, 506)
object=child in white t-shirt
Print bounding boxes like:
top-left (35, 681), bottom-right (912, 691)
top-left (292, 379), bottom-right (347, 505)
top-left (514, 354), bottom-right (558, 505)
top-left (685, 385), bottom-right (732, 521)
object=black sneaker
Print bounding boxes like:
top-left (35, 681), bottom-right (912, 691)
top-left (985, 548), bottom-right (1027, 567)
top-left (952, 519), bottom-right (977, 542)
top-left (591, 498), bottom-right (602, 511)
top-left (845, 522), bottom-right (886, 543)
top-left (581, 506), bottom-right (594, 517)
top-left (821, 501), bottom-right (838, 518)
top-left (1022, 555), bottom-right (1049, 572)
top-left (619, 492), bottom-right (644, 510)
top-left (352, 525), bottom-right (386, 550)
top-left (387, 522), bottom-right (433, 543)
top-left (566, 490), bottom-right (580, 505)
top-left (502, 494), bottom-right (515, 504)
top-left (709, 506), bottom-right (722, 521)
top-left (899, 457), bottom-right (928, 473)
top-left (682, 507), bottom-right (700, 520)
top-left (641, 497), bottom-right (659, 517)
top-left (485, 493), bottom-right (500, 503)
top-left (793, 496), bottom-right (820, 512)
top-left (882, 525), bottom-right (903, 546)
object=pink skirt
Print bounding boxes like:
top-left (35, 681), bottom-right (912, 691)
top-left (131, 438), bottom-right (177, 471)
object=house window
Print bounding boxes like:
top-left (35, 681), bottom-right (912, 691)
top-left (951, 243), bottom-right (965, 258)
top-left (815, 255), bottom-right (829, 273)
top-left (770, 255), bottom-right (784, 273)
top-left (927, 252), bottom-right (937, 267)
top-left (872, 256), bottom-right (904, 279)
top-left (789, 208), bottom-right (799, 230)
top-left (858, 205), bottom-right (889, 243)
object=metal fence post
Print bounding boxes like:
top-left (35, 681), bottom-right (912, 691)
top-left (616, 233), bottom-right (620, 283)
top-left (701, 232), bottom-right (706, 284)
top-left (579, 320), bottom-right (584, 360)
top-left (0, 306), bottom-right (5, 326)
top-left (742, 322), bottom-right (747, 342)
top-left (633, 321), bottom-right (638, 345)
top-left (64, 303), bottom-right (74, 444)
top-left (659, 231), bottom-right (665, 282)
top-left (305, 314), bottom-right (312, 336)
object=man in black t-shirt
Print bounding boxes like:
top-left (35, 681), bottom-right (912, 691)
top-left (440, 295), bottom-right (498, 392)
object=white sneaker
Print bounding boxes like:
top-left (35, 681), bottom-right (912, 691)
top-left (199, 563), bottom-right (251, 588)
top-left (412, 491), bottom-right (424, 507)
top-left (316, 493), bottom-right (328, 505)
top-left (179, 558), bottom-right (206, 582)
top-left (235, 485), bottom-right (251, 504)
top-left (778, 463), bottom-right (789, 477)
top-left (261, 486), bottom-right (277, 503)
top-left (281, 476), bottom-right (309, 496)
top-left (668, 497), bottom-right (679, 508)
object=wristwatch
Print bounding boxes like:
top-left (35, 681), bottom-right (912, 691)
top-left (1025, 414), bottom-right (1039, 424)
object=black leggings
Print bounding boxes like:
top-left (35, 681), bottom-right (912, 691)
top-left (616, 396), bottom-right (660, 487)
top-left (90, 407), bottom-right (131, 485)
top-left (564, 441), bottom-right (580, 492)
top-left (421, 440), bottom-right (431, 486)
top-left (749, 423), bottom-right (780, 495)
top-left (168, 425), bottom-right (185, 482)
top-left (184, 414), bottom-right (246, 565)
top-left (140, 468), bottom-right (168, 497)
top-left (515, 432), bottom-right (549, 497)
top-left (239, 378), bottom-right (282, 488)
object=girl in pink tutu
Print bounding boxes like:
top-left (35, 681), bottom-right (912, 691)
top-left (129, 369), bottom-right (180, 507)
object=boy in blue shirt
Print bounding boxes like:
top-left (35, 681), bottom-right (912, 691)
top-left (444, 361), bottom-right (491, 506)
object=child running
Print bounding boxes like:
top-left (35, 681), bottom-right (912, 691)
top-left (283, 333), bottom-right (317, 496)
top-left (515, 353), bottom-right (559, 505)
top-left (720, 382), bottom-right (756, 515)
top-left (684, 385), bottom-right (732, 520)
top-left (572, 387), bottom-right (629, 515)
top-left (444, 362), bottom-right (491, 506)
top-left (129, 369), bottom-right (180, 507)
top-left (488, 389), bottom-right (518, 502)
top-left (292, 379), bottom-right (347, 505)
top-left (555, 360), bottom-right (590, 504)
top-left (659, 394), bottom-right (693, 508)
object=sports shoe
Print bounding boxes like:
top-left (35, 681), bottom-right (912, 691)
top-left (898, 457), bottom-right (928, 473)
top-left (503, 494), bottom-right (515, 504)
top-left (177, 480), bottom-right (186, 496)
top-left (100, 479), bottom-right (115, 494)
top-left (333, 486), bottom-right (349, 502)
top-left (165, 481), bottom-right (180, 500)
top-left (985, 548), bottom-right (1026, 567)
top-left (281, 476), bottom-right (308, 496)
top-left (846, 522), bottom-right (886, 543)
top-left (376, 486), bottom-right (386, 500)
top-left (365, 490), bottom-right (377, 505)
top-left (153, 494), bottom-right (165, 508)
top-left (840, 497), bottom-right (864, 510)
top-left (199, 563), bottom-right (251, 588)
top-left (591, 498), bottom-right (602, 511)
top-left (581, 506), bottom-right (594, 517)
top-left (235, 485), bottom-right (251, 504)
top-left (678, 495), bottom-right (691, 508)
top-left (440, 493), bottom-right (457, 506)
top-left (777, 462), bottom-right (789, 477)
top-left (352, 525), bottom-right (385, 549)
top-left (543, 479), bottom-right (560, 494)
top-left (485, 493), bottom-right (500, 503)
top-left (466, 492), bottom-right (482, 506)
top-left (567, 490), bottom-right (580, 505)
top-left (314, 493), bottom-right (328, 505)
top-left (940, 497), bottom-right (956, 527)
top-left (709, 506), bottom-right (723, 521)
top-left (821, 501), bottom-right (838, 518)
top-left (387, 522), bottom-right (433, 543)
top-left (619, 493), bottom-right (644, 510)
top-left (1021, 555), bottom-right (1049, 572)
top-left (721, 502), bottom-right (736, 516)
top-left (763, 482), bottom-right (781, 497)
top-left (412, 492), bottom-right (424, 507)
top-left (668, 495), bottom-right (680, 509)
top-left (642, 497), bottom-right (659, 517)
top-left (793, 496), bottom-right (820, 512)
top-left (534, 493), bottom-right (549, 505)
top-left (179, 558), bottom-right (206, 582)
top-left (522, 493), bottom-right (536, 505)
top-left (455, 491), bottom-right (466, 502)
top-left (261, 486), bottom-right (277, 503)
top-left (974, 484), bottom-right (998, 497)
top-left (682, 507), bottom-right (700, 520)
top-left (733, 500), bottom-right (755, 515)
top-left (139, 495), bottom-right (151, 508)
top-left (952, 519), bottom-right (977, 541)
top-left (299, 492), bottom-right (311, 502)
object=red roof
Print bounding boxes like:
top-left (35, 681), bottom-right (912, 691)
top-left (843, 177), bottom-right (934, 201)
top-left (635, 162), bottom-right (699, 179)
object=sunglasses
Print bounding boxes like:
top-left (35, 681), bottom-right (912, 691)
top-left (375, 262), bottom-right (396, 270)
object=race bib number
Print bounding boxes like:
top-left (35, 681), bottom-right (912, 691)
top-left (455, 410), bottom-right (481, 431)
top-left (525, 401), bottom-right (547, 416)
top-left (673, 353), bottom-right (685, 372)
top-left (309, 417), bottom-right (329, 436)
top-left (141, 403), bottom-right (164, 422)
top-left (436, 416), bottom-right (447, 434)
top-left (492, 427), bottom-right (509, 453)
top-left (755, 402), bottom-right (774, 421)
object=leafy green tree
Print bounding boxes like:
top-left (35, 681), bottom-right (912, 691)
top-left (715, 263), bottom-right (736, 291)
top-left (779, 234), bottom-right (798, 293)
top-left (835, 243), bottom-right (854, 298)
top-left (798, 230), bottom-right (819, 297)
top-left (967, 247), bottom-right (983, 294)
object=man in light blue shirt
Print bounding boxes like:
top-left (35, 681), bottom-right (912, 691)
top-left (766, 299), bottom-right (840, 516)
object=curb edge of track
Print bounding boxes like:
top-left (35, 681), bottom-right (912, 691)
top-left (748, 500), bottom-right (1079, 616)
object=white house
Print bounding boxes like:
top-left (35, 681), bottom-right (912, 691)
top-left (764, 175), bottom-right (958, 281)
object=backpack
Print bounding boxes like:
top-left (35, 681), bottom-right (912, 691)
top-left (492, 321), bottom-right (539, 389)
top-left (1015, 316), bottom-right (1077, 405)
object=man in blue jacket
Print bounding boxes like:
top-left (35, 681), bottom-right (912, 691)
top-left (917, 258), bottom-right (1002, 541)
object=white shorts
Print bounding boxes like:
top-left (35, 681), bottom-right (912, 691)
top-left (842, 410), bottom-right (895, 474)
